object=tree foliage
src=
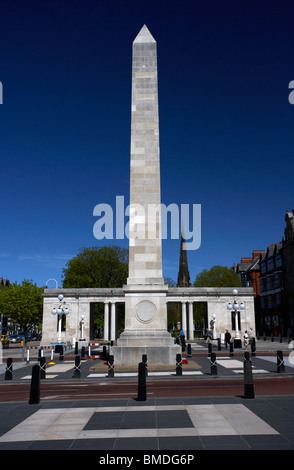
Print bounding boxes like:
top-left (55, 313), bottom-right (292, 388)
top-left (193, 265), bottom-right (242, 288)
top-left (62, 246), bottom-right (129, 288)
top-left (0, 280), bottom-right (43, 341)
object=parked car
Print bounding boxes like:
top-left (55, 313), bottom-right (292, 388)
top-left (30, 333), bottom-right (41, 341)
top-left (1, 335), bottom-right (9, 349)
top-left (8, 334), bottom-right (22, 343)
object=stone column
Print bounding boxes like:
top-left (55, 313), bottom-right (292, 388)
top-left (188, 302), bottom-right (194, 340)
top-left (110, 302), bottom-right (116, 341)
top-left (181, 302), bottom-right (187, 337)
top-left (104, 302), bottom-right (109, 341)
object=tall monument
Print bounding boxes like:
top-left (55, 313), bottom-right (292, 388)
top-left (112, 25), bottom-right (181, 365)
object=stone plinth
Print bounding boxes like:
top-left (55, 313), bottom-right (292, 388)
top-left (112, 284), bottom-right (180, 365)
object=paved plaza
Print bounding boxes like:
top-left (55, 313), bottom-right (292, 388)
top-left (0, 339), bottom-right (293, 451)
top-left (0, 395), bottom-right (293, 450)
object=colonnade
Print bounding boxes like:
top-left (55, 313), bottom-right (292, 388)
top-left (103, 301), bottom-right (195, 341)
top-left (180, 301), bottom-right (194, 340)
top-left (103, 301), bottom-right (117, 341)
top-left (41, 286), bottom-right (255, 346)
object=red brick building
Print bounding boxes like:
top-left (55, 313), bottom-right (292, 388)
top-left (233, 250), bottom-right (266, 333)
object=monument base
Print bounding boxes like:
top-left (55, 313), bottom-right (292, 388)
top-left (112, 330), bottom-right (181, 366)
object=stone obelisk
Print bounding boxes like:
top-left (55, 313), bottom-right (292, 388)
top-left (112, 25), bottom-right (180, 366)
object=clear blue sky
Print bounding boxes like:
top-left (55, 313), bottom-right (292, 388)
top-left (0, 0), bottom-right (294, 288)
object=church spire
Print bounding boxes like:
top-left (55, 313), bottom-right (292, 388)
top-left (177, 226), bottom-right (191, 287)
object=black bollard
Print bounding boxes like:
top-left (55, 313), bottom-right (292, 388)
top-left (277, 350), bottom-right (285, 373)
top-left (60, 345), bottom-right (64, 361)
top-left (251, 337), bottom-right (256, 357)
top-left (54, 344), bottom-right (64, 361)
top-left (142, 354), bottom-right (148, 377)
top-left (210, 352), bottom-right (217, 375)
top-left (108, 355), bottom-right (114, 378)
top-left (137, 362), bottom-right (147, 401)
top-left (101, 345), bottom-right (107, 360)
top-left (5, 358), bottom-right (13, 381)
top-left (176, 353), bottom-right (182, 376)
top-left (244, 359), bottom-right (255, 399)
top-left (81, 346), bottom-right (85, 360)
top-left (187, 343), bottom-right (192, 357)
top-left (217, 338), bottom-right (221, 351)
top-left (229, 341), bottom-right (234, 357)
top-left (207, 342), bottom-right (212, 357)
top-left (279, 334), bottom-right (282, 343)
top-left (40, 357), bottom-right (46, 379)
top-left (244, 351), bottom-right (250, 361)
top-left (38, 346), bottom-right (43, 361)
top-left (73, 355), bottom-right (81, 378)
top-left (29, 364), bottom-right (41, 404)
top-left (74, 341), bottom-right (78, 355)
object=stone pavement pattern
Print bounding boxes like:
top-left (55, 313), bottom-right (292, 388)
top-left (0, 396), bottom-right (294, 450)
top-left (0, 339), bottom-right (294, 450)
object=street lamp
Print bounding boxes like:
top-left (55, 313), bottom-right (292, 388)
top-left (227, 289), bottom-right (245, 348)
top-left (51, 294), bottom-right (70, 342)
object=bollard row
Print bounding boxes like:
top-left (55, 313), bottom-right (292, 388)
top-left (25, 349), bottom-right (262, 404)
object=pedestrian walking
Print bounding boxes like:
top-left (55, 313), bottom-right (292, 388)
top-left (244, 330), bottom-right (249, 350)
top-left (180, 329), bottom-right (186, 351)
top-left (224, 329), bottom-right (231, 349)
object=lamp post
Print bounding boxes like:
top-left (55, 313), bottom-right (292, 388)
top-left (51, 294), bottom-right (70, 343)
top-left (227, 289), bottom-right (245, 348)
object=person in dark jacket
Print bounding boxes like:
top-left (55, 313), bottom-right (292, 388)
top-left (224, 329), bottom-right (231, 349)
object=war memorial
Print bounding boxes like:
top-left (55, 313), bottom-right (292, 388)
top-left (41, 26), bottom-right (255, 365)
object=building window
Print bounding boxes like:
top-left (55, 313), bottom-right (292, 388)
top-left (266, 276), bottom-right (272, 291)
top-left (276, 293), bottom-right (282, 305)
top-left (260, 263), bottom-right (266, 274)
top-left (267, 259), bottom-right (274, 272)
top-left (268, 295), bottom-right (273, 309)
top-left (260, 278), bottom-right (266, 292)
top-left (274, 272), bottom-right (283, 289)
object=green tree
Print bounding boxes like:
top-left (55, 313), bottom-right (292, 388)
top-left (62, 246), bottom-right (129, 336)
top-left (62, 246), bottom-right (128, 288)
top-left (0, 280), bottom-right (43, 342)
top-left (194, 265), bottom-right (242, 288)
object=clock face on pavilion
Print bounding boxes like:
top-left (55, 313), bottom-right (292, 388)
top-left (136, 300), bottom-right (157, 324)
